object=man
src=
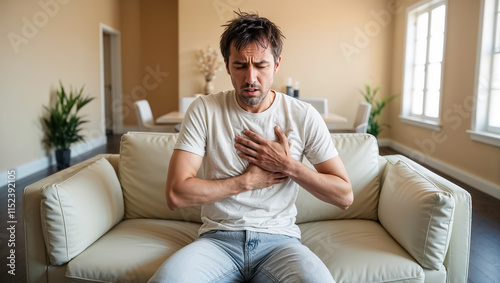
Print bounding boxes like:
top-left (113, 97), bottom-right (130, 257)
top-left (149, 11), bottom-right (353, 283)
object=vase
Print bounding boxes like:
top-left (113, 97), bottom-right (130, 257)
top-left (55, 149), bottom-right (71, 170)
top-left (204, 80), bottom-right (214, 95)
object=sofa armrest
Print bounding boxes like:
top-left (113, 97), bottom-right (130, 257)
top-left (23, 154), bottom-right (114, 283)
top-left (381, 155), bottom-right (471, 283)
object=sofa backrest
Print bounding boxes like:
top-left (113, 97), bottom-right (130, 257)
top-left (295, 133), bottom-right (381, 223)
top-left (118, 132), bottom-right (381, 223)
top-left (119, 132), bottom-right (202, 222)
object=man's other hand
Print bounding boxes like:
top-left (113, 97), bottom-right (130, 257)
top-left (234, 125), bottom-right (293, 174)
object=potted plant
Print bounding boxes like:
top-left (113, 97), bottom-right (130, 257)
top-left (361, 84), bottom-right (397, 138)
top-left (43, 82), bottom-right (95, 169)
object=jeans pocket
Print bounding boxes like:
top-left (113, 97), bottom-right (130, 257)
top-left (200, 230), bottom-right (221, 237)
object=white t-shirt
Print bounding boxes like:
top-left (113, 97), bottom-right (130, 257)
top-left (174, 90), bottom-right (338, 238)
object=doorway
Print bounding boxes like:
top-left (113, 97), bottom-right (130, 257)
top-left (100, 24), bottom-right (123, 135)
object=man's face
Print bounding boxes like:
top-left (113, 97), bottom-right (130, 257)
top-left (225, 42), bottom-right (281, 112)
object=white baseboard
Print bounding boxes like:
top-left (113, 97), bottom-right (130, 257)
top-left (0, 136), bottom-right (107, 188)
top-left (382, 139), bottom-right (500, 200)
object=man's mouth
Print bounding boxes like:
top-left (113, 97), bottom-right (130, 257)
top-left (243, 87), bottom-right (260, 95)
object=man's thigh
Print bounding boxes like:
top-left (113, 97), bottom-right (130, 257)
top-left (148, 235), bottom-right (244, 283)
top-left (253, 240), bottom-right (336, 283)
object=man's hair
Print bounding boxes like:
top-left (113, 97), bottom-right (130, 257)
top-left (220, 11), bottom-right (285, 66)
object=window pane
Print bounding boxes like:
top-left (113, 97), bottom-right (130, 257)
top-left (493, 53), bottom-right (500, 90)
top-left (429, 34), bottom-right (444, 63)
top-left (496, 12), bottom-right (500, 52)
top-left (414, 65), bottom-right (426, 90)
top-left (431, 5), bottom-right (446, 35)
top-left (489, 90), bottom-right (500, 127)
top-left (415, 39), bottom-right (428, 65)
top-left (425, 90), bottom-right (440, 118)
top-left (411, 90), bottom-right (424, 115)
top-left (416, 12), bottom-right (429, 40)
top-left (427, 63), bottom-right (442, 91)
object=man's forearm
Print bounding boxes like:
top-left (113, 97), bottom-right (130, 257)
top-left (234, 127), bottom-right (353, 210)
top-left (166, 175), bottom-right (245, 210)
top-left (284, 158), bottom-right (353, 210)
top-left (166, 152), bottom-right (288, 211)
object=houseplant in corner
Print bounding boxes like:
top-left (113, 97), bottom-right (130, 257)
top-left (361, 84), bottom-right (397, 139)
top-left (43, 82), bottom-right (95, 169)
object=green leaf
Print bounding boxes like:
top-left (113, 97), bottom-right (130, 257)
top-left (360, 83), bottom-right (398, 138)
top-left (42, 82), bottom-right (94, 150)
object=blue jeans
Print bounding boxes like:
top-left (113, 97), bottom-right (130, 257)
top-left (148, 230), bottom-right (335, 283)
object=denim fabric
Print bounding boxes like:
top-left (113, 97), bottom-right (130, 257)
top-left (148, 230), bottom-right (335, 283)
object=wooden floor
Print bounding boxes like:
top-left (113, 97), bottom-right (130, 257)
top-left (0, 134), bottom-right (499, 283)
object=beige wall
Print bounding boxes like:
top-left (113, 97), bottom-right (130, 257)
top-left (179, 0), bottom-right (394, 125)
top-left (0, 0), bottom-right (120, 172)
top-left (389, 0), bottom-right (500, 187)
top-left (120, 0), bottom-right (179, 126)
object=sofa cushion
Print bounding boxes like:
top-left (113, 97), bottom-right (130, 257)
top-left (300, 220), bottom-right (425, 282)
top-left (66, 219), bottom-right (200, 282)
top-left (378, 160), bottom-right (455, 270)
top-left (296, 134), bottom-right (380, 223)
top-left (119, 132), bottom-right (202, 222)
top-left (40, 157), bottom-right (124, 265)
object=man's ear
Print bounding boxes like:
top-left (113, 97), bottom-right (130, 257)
top-left (274, 56), bottom-right (282, 73)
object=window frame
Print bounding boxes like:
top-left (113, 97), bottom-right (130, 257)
top-left (469, 0), bottom-right (500, 147)
top-left (400, 0), bottom-right (448, 131)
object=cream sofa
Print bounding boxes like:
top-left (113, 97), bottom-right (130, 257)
top-left (23, 132), bottom-right (471, 283)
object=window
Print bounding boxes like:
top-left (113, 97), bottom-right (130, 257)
top-left (400, 0), bottom-right (447, 130)
top-left (469, 0), bottom-right (500, 147)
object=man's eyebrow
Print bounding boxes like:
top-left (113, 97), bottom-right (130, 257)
top-left (232, 60), bottom-right (270, 65)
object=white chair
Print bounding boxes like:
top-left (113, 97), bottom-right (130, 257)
top-left (180, 97), bottom-right (197, 113)
top-left (299, 98), bottom-right (328, 114)
top-left (331, 102), bottom-right (372, 133)
top-left (134, 100), bottom-right (176, 132)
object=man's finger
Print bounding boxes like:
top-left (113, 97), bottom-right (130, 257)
top-left (274, 125), bottom-right (289, 145)
top-left (234, 141), bottom-right (258, 156)
top-left (235, 135), bottom-right (258, 149)
top-left (242, 129), bottom-right (267, 144)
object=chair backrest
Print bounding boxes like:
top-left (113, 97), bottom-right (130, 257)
top-left (134, 100), bottom-right (154, 130)
top-left (353, 102), bottom-right (372, 133)
top-left (180, 97), bottom-right (197, 113)
top-left (298, 98), bottom-right (328, 114)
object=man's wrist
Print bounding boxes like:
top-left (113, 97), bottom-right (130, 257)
top-left (282, 158), bottom-right (300, 178)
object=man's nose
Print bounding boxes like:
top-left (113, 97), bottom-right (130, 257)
top-left (244, 66), bottom-right (257, 84)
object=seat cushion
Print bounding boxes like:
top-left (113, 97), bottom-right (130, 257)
top-left (40, 157), bottom-right (124, 265)
top-left (378, 160), bottom-right (455, 270)
top-left (300, 220), bottom-right (424, 283)
top-left (296, 134), bottom-right (381, 223)
top-left (66, 219), bottom-right (201, 282)
top-left (119, 132), bottom-right (202, 222)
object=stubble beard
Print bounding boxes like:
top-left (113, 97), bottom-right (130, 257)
top-left (237, 83), bottom-right (271, 106)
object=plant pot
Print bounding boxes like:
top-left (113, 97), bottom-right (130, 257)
top-left (55, 149), bottom-right (71, 170)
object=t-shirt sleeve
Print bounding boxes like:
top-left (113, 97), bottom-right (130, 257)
top-left (174, 98), bottom-right (207, 157)
top-left (303, 105), bottom-right (338, 165)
